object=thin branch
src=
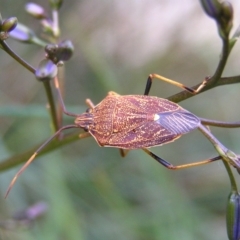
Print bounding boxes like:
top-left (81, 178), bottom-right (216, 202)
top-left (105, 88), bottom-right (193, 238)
top-left (0, 40), bottom-right (59, 132)
top-left (0, 40), bottom-right (35, 73)
top-left (168, 75), bottom-right (240, 103)
top-left (0, 131), bottom-right (80, 172)
top-left (200, 118), bottom-right (240, 128)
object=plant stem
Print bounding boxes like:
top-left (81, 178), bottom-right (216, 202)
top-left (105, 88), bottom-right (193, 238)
top-left (200, 118), bottom-right (240, 128)
top-left (0, 40), bottom-right (59, 132)
top-left (0, 40), bottom-right (35, 73)
top-left (168, 75), bottom-right (240, 103)
top-left (168, 37), bottom-right (233, 103)
top-left (43, 81), bottom-right (59, 132)
top-left (222, 160), bottom-right (238, 192)
top-left (0, 131), bottom-right (80, 172)
top-left (211, 38), bottom-right (230, 84)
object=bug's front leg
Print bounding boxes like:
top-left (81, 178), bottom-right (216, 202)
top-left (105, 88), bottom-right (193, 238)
top-left (144, 74), bottom-right (209, 96)
top-left (142, 148), bottom-right (221, 169)
top-left (85, 99), bottom-right (95, 110)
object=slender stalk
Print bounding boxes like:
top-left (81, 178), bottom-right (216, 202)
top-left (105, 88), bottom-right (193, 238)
top-left (222, 160), bottom-right (238, 192)
top-left (210, 38), bottom-right (230, 84)
top-left (0, 131), bottom-right (80, 172)
top-left (51, 8), bottom-right (62, 129)
top-left (0, 40), bottom-right (59, 132)
top-left (168, 75), bottom-right (240, 103)
top-left (0, 40), bottom-right (35, 73)
top-left (43, 81), bottom-right (59, 132)
top-left (198, 125), bottom-right (239, 191)
top-left (52, 9), bottom-right (60, 38)
top-left (200, 118), bottom-right (240, 128)
top-left (167, 38), bottom-right (232, 103)
top-left (198, 124), bottom-right (229, 153)
top-left (198, 125), bottom-right (240, 169)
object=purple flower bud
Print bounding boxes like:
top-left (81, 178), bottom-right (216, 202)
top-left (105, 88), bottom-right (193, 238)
top-left (200, 0), bottom-right (222, 19)
top-left (35, 59), bottom-right (58, 82)
top-left (9, 23), bottom-right (35, 43)
top-left (25, 3), bottom-right (46, 19)
top-left (200, 0), bottom-right (233, 39)
top-left (45, 40), bottom-right (74, 63)
top-left (226, 191), bottom-right (240, 240)
top-left (13, 202), bottom-right (48, 221)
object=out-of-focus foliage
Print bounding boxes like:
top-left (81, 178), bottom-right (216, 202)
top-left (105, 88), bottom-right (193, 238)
top-left (0, 0), bottom-right (240, 239)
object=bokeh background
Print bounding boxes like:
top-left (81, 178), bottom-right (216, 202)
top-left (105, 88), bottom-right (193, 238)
top-left (0, 0), bottom-right (240, 239)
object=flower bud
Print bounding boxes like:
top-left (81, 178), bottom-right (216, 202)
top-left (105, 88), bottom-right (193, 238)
top-left (1, 17), bottom-right (18, 33)
top-left (218, 1), bottom-right (233, 38)
top-left (226, 191), bottom-right (240, 240)
top-left (13, 201), bottom-right (48, 221)
top-left (35, 59), bottom-right (58, 82)
top-left (25, 3), bottom-right (46, 19)
top-left (200, 0), bottom-right (233, 39)
top-left (200, 0), bottom-right (222, 19)
top-left (45, 40), bottom-right (74, 63)
top-left (9, 23), bottom-right (35, 43)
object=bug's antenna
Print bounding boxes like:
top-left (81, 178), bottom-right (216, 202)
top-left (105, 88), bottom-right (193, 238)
top-left (5, 124), bottom-right (78, 198)
top-left (54, 77), bottom-right (79, 117)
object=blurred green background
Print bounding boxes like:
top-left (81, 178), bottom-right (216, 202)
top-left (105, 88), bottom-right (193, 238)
top-left (0, 0), bottom-right (240, 239)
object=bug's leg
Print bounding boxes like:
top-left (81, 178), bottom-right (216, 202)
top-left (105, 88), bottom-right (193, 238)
top-left (85, 99), bottom-right (95, 110)
top-left (79, 132), bottom-right (91, 139)
top-left (142, 148), bottom-right (221, 169)
top-left (5, 124), bottom-right (79, 198)
top-left (144, 73), bottom-right (209, 95)
top-left (119, 149), bottom-right (130, 157)
top-left (54, 77), bottom-right (80, 117)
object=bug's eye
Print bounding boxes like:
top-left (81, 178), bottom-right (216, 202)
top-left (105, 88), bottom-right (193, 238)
top-left (83, 126), bottom-right (89, 132)
top-left (86, 108), bottom-right (92, 113)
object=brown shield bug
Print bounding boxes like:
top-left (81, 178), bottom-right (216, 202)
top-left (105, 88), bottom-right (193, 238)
top-left (5, 73), bottom-right (240, 197)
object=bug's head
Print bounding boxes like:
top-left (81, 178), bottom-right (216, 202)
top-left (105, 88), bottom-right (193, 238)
top-left (75, 112), bottom-right (94, 131)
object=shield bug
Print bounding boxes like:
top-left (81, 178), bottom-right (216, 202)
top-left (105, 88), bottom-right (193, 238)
top-left (5, 73), bottom-right (238, 196)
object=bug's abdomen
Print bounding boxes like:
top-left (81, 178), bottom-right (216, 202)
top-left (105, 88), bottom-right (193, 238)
top-left (106, 95), bottom-right (200, 149)
top-left (89, 94), bottom-right (200, 149)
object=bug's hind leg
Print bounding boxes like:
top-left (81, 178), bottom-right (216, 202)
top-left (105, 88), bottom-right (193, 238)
top-left (142, 148), bottom-right (221, 169)
top-left (119, 149), bottom-right (130, 157)
top-left (144, 74), bottom-right (209, 96)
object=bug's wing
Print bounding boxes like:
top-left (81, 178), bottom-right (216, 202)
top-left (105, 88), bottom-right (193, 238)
top-left (156, 110), bottom-right (200, 135)
top-left (107, 110), bottom-right (200, 149)
top-left (107, 120), bottom-right (179, 149)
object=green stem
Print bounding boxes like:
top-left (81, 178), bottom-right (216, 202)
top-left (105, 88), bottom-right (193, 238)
top-left (198, 125), bottom-right (238, 191)
top-left (198, 124), bottom-right (229, 154)
top-left (168, 38), bottom-right (232, 103)
top-left (210, 38), bottom-right (229, 84)
top-left (200, 118), bottom-right (240, 128)
top-left (52, 9), bottom-right (60, 38)
top-left (43, 81), bottom-right (59, 132)
top-left (0, 40), bottom-right (59, 132)
top-left (0, 132), bottom-right (80, 172)
top-left (168, 75), bottom-right (240, 103)
top-left (222, 160), bottom-right (238, 192)
top-left (0, 40), bottom-right (35, 73)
